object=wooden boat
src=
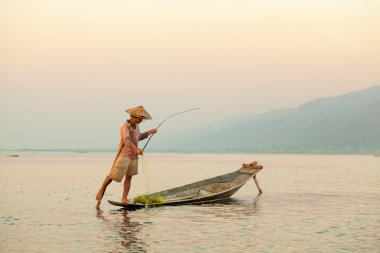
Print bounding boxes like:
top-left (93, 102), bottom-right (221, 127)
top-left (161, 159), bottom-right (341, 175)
top-left (108, 162), bottom-right (263, 210)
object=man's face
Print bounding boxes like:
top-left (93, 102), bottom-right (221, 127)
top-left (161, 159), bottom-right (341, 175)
top-left (131, 116), bottom-right (143, 124)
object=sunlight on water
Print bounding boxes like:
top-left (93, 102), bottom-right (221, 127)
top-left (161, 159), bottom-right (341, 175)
top-left (0, 152), bottom-right (379, 252)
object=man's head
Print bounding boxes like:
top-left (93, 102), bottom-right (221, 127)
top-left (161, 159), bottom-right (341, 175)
top-left (125, 106), bottom-right (152, 124)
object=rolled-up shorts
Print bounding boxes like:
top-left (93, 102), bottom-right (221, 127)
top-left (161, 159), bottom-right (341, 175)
top-left (108, 157), bottom-right (138, 182)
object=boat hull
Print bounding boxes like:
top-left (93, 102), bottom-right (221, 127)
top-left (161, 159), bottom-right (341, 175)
top-left (108, 166), bottom-right (262, 210)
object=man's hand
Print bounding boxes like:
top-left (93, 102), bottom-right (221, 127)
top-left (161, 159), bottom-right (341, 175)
top-left (149, 129), bottom-right (158, 135)
top-left (136, 148), bottom-right (144, 155)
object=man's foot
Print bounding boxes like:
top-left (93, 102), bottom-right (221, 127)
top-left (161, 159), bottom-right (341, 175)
top-left (96, 189), bottom-right (105, 208)
top-left (121, 198), bottom-right (130, 205)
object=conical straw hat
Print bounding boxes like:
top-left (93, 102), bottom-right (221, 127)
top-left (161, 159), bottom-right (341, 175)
top-left (125, 106), bottom-right (152, 120)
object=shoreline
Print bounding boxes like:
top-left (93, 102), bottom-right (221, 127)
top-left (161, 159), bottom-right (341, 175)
top-left (0, 149), bottom-right (378, 156)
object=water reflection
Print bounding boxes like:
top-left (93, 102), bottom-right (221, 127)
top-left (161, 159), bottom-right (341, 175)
top-left (96, 209), bottom-right (146, 252)
top-left (249, 193), bottom-right (262, 214)
top-left (210, 194), bottom-right (262, 209)
top-left (195, 194), bottom-right (262, 217)
top-left (94, 196), bottom-right (262, 251)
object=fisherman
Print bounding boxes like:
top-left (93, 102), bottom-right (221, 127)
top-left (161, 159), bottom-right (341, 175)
top-left (96, 106), bottom-right (157, 208)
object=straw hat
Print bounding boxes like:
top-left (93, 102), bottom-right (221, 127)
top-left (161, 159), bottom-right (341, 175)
top-left (125, 106), bottom-right (152, 120)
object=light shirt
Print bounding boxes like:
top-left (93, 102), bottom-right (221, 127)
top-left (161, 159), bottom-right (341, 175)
top-left (119, 120), bottom-right (149, 159)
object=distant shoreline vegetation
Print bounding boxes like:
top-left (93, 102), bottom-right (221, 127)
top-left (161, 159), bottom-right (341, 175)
top-left (0, 148), bottom-right (378, 155)
top-left (1, 148), bottom-right (116, 153)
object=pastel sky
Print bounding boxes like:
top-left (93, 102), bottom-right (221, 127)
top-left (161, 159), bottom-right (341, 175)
top-left (1, 0), bottom-right (379, 149)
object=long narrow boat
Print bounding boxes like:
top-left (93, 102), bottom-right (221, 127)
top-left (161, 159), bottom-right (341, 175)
top-left (108, 162), bottom-right (263, 210)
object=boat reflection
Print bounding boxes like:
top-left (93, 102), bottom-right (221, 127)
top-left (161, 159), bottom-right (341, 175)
top-left (176, 194), bottom-right (263, 220)
top-left (201, 193), bottom-right (261, 207)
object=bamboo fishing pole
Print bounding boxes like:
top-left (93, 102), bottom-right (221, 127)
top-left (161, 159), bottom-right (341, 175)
top-left (142, 107), bottom-right (200, 152)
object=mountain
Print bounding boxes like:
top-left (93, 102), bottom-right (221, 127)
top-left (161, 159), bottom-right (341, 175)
top-left (153, 85), bottom-right (380, 153)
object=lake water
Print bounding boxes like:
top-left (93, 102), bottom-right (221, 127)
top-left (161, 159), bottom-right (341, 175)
top-left (0, 152), bottom-right (379, 252)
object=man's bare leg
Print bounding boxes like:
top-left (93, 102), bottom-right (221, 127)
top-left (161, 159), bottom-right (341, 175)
top-left (96, 176), bottom-right (112, 208)
top-left (121, 175), bottom-right (132, 204)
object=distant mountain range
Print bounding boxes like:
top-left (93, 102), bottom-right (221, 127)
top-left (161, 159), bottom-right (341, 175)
top-left (153, 85), bottom-right (380, 153)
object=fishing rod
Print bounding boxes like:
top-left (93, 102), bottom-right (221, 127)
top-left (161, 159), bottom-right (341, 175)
top-left (142, 107), bottom-right (200, 152)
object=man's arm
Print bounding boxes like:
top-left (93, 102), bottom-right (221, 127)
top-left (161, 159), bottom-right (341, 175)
top-left (139, 129), bottom-right (158, 141)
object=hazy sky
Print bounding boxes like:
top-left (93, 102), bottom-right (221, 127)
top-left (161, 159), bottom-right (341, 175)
top-left (1, 0), bottom-right (379, 149)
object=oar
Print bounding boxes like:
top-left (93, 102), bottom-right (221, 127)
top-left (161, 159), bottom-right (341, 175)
top-left (142, 107), bottom-right (200, 152)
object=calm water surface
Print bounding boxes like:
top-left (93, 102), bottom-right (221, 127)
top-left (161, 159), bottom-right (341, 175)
top-left (0, 152), bottom-right (379, 252)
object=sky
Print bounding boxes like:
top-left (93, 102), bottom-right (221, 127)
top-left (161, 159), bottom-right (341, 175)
top-left (1, 0), bottom-right (379, 150)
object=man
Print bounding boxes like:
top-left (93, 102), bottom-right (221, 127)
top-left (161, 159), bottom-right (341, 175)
top-left (96, 105), bottom-right (157, 208)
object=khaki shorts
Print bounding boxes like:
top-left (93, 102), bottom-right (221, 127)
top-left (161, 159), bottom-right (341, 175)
top-left (108, 157), bottom-right (138, 182)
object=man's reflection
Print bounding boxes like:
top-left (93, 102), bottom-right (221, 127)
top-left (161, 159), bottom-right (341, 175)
top-left (96, 209), bottom-right (147, 252)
